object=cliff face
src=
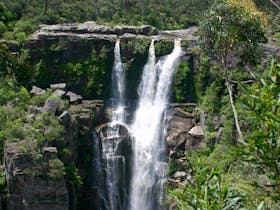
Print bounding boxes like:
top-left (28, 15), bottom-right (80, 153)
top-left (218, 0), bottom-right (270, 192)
top-left (5, 143), bottom-right (69, 210)
top-left (23, 22), bottom-right (199, 101)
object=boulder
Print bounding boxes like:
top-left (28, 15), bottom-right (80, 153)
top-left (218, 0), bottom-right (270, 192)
top-left (52, 89), bottom-right (66, 98)
top-left (30, 86), bottom-right (45, 96)
top-left (185, 125), bottom-right (205, 150)
top-left (58, 111), bottom-right (71, 126)
top-left (188, 125), bottom-right (204, 136)
top-left (43, 97), bottom-right (64, 114)
top-left (66, 91), bottom-right (83, 103)
top-left (173, 171), bottom-right (186, 179)
top-left (43, 147), bottom-right (58, 159)
top-left (50, 83), bottom-right (66, 90)
top-left (166, 107), bottom-right (195, 150)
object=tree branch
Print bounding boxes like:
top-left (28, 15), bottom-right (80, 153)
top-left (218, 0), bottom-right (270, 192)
top-left (270, 0), bottom-right (280, 10)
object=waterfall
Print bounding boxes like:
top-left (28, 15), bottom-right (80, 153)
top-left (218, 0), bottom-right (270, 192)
top-left (129, 39), bottom-right (182, 210)
top-left (111, 39), bottom-right (125, 125)
top-left (102, 39), bottom-right (128, 210)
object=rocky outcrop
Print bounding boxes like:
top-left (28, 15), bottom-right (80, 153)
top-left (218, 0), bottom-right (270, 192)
top-left (3, 83), bottom-right (105, 210)
top-left (24, 22), bottom-right (198, 63)
top-left (166, 104), bottom-right (205, 194)
top-left (4, 142), bottom-right (68, 210)
top-left (39, 21), bottom-right (159, 36)
top-left (166, 104), bottom-right (205, 151)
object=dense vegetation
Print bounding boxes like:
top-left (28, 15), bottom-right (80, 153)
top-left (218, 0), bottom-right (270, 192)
top-left (0, 0), bottom-right (279, 209)
top-left (168, 0), bottom-right (280, 209)
top-left (0, 0), bottom-right (214, 41)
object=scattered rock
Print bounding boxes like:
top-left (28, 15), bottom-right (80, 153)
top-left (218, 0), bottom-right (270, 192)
top-left (52, 89), bottom-right (66, 98)
top-left (173, 171), bottom-right (186, 179)
top-left (28, 106), bottom-right (43, 114)
top-left (43, 97), bottom-right (63, 114)
top-left (58, 111), bottom-right (71, 126)
top-left (50, 83), bottom-right (66, 90)
top-left (43, 147), bottom-right (58, 159)
top-left (66, 91), bottom-right (83, 103)
top-left (30, 86), bottom-right (46, 96)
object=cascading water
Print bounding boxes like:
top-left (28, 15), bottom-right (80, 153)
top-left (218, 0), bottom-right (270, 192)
top-left (111, 39), bottom-right (126, 125)
top-left (102, 39), bottom-right (128, 210)
top-left (129, 39), bottom-right (183, 210)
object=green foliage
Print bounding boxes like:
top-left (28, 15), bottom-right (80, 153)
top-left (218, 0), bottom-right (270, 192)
top-left (63, 48), bottom-right (109, 98)
top-left (48, 158), bottom-right (65, 180)
top-left (154, 40), bottom-right (174, 57)
top-left (169, 148), bottom-right (246, 209)
top-left (239, 60), bottom-right (280, 200)
top-left (133, 39), bottom-right (150, 55)
top-left (201, 80), bottom-right (224, 115)
top-left (30, 89), bottom-right (52, 106)
top-left (65, 164), bottom-right (82, 189)
top-left (173, 61), bottom-right (197, 102)
top-left (0, 43), bottom-right (35, 87)
top-left (199, 0), bottom-right (267, 69)
top-left (0, 165), bottom-right (7, 193)
top-left (1, 0), bottom-right (213, 40)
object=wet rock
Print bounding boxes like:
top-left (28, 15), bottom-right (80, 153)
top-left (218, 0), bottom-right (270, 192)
top-left (30, 86), bottom-right (46, 96)
top-left (95, 123), bottom-right (129, 140)
top-left (66, 91), bottom-right (83, 103)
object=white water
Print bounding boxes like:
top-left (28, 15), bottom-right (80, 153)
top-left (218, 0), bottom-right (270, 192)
top-left (111, 39), bottom-right (126, 127)
top-left (104, 39), bottom-right (127, 210)
top-left (129, 39), bottom-right (183, 210)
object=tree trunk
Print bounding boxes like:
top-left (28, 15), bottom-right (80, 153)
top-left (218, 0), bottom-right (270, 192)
top-left (225, 79), bottom-right (247, 145)
top-left (43, 0), bottom-right (49, 15)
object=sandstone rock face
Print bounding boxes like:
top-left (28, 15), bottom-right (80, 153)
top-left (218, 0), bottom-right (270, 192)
top-left (166, 107), bottom-right (195, 151)
top-left (40, 21), bottom-right (159, 36)
top-left (4, 142), bottom-right (69, 210)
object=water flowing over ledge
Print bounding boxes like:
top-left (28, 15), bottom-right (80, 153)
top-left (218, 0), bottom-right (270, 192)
top-left (129, 39), bottom-right (183, 210)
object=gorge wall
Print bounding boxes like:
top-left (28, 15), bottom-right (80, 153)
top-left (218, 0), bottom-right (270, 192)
top-left (3, 21), bottom-right (279, 210)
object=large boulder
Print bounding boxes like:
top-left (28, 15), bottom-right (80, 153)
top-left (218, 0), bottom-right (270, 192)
top-left (185, 125), bottom-right (205, 150)
top-left (166, 107), bottom-right (195, 150)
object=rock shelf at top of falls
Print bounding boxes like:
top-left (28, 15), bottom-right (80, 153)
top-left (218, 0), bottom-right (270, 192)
top-left (29, 21), bottom-right (199, 42)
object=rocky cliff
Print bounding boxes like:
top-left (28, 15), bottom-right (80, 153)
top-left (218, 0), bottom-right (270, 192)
top-left (23, 22), bottom-right (199, 100)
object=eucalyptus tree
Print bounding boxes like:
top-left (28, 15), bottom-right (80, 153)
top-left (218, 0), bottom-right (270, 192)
top-left (199, 0), bottom-right (267, 144)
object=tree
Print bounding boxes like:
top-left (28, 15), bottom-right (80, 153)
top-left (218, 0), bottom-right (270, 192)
top-left (199, 0), bottom-right (267, 144)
